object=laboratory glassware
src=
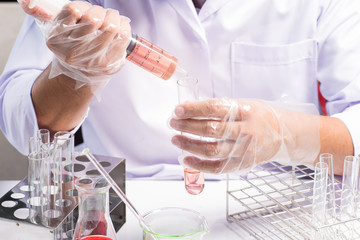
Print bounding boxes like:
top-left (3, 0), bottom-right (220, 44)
top-left (0, 150), bottom-right (126, 240)
top-left (340, 155), bottom-right (359, 221)
top-left (318, 153), bottom-right (337, 228)
top-left (312, 162), bottom-right (328, 225)
top-left (26, 0), bottom-right (187, 80)
top-left (41, 141), bottom-right (63, 225)
top-left (140, 207), bottom-right (209, 240)
top-left (311, 162), bottom-right (329, 239)
top-left (41, 131), bottom-right (75, 226)
top-left (29, 136), bottom-right (39, 154)
top-left (177, 76), bottom-right (205, 195)
top-left (54, 131), bottom-right (75, 207)
top-left (37, 128), bottom-right (50, 150)
top-left (83, 149), bottom-right (153, 234)
top-left (28, 151), bottom-right (46, 224)
top-left (28, 129), bottom-right (51, 224)
top-left (73, 176), bottom-right (117, 240)
top-left (54, 131), bottom-right (76, 238)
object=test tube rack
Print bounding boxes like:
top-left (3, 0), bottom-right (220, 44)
top-left (0, 153), bottom-right (126, 240)
top-left (226, 162), bottom-right (360, 240)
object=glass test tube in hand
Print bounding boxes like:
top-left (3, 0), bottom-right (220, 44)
top-left (177, 76), bottom-right (205, 195)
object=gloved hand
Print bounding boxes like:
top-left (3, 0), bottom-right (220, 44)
top-left (170, 98), bottom-right (320, 174)
top-left (18, 0), bottom-right (131, 97)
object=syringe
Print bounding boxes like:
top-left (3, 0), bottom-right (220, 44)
top-left (126, 33), bottom-right (185, 80)
top-left (24, 0), bottom-right (187, 80)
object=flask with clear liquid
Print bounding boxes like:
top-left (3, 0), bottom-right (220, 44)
top-left (73, 176), bottom-right (117, 240)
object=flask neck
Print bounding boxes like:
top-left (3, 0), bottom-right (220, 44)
top-left (73, 177), bottom-right (117, 240)
top-left (78, 190), bottom-right (110, 219)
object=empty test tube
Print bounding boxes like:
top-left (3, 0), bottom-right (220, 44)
top-left (319, 153), bottom-right (336, 220)
top-left (28, 129), bottom-right (50, 224)
top-left (53, 131), bottom-right (74, 208)
top-left (28, 151), bottom-right (46, 223)
top-left (312, 162), bottom-right (328, 227)
top-left (340, 156), bottom-right (359, 220)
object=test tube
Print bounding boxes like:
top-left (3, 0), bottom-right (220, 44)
top-left (312, 162), bottom-right (328, 227)
top-left (53, 131), bottom-right (74, 208)
top-left (42, 131), bottom-right (75, 225)
top-left (319, 153), bottom-right (336, 221)
top-left (340, 156), bottom-right (358, 221)
top-left (29, 136), bottom-right (40, 154)
top-left (53, 131), bottom-right (75, 239)
top-left (28, 130), bottom-right (50, 223)
top-left (37, 129), bottom-right (50, 151)
top-left (42, 144), bottom-right (62, 226)
top-left (177, 76), bottom-right (205, 195)
top-left (28, 151), bottom-right (45, 223)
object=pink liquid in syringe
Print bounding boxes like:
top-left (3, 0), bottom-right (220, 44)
top-left (184, 168), bottom-right (204, 195)
top-left (126, 34), bottom-right (178, 80)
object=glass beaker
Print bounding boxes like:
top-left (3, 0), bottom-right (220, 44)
top-left (73, 176), bottom-right (117, 240)
top-left (141, 207), bottom-right (209, 240)
top-left (177, 76), bottom-right (205, 195)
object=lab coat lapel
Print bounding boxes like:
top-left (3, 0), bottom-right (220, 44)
top-left (166, 0), bottom-right (233, 29)
top-left (166, 0), bottom-right (206, 41)
top-left (198, 0), bottom-right (231, 21)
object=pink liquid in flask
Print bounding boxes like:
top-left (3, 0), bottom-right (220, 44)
top-left (78, 236), bottom-right (113, 240)
top-left (184, 168), bottom-right (204, 195)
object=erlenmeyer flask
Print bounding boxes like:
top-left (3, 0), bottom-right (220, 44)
top-left (73, 176), bottom-right (117, 240)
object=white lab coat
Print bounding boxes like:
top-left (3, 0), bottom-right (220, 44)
top-left (1, 0), bottom-right (360, 179)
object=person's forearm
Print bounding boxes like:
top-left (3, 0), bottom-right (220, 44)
top-left (275, 106), bottom-right (353, 175)
top-left (31, 63), bottom-right (94, 135)
top-left (318, 116), bottom-right (353, 175)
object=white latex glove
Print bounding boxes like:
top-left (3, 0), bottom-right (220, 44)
top-left (170, 98), bottom-right (320, 174)
top-left (18, 0), bottom-right (131, 97)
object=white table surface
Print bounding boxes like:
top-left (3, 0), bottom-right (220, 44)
top-left (0, 179), bottom-right (252, 239)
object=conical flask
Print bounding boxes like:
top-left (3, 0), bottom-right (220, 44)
top-left (73, 176), bottom-right (117, 240)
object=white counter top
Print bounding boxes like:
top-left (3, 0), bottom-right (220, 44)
top-left (0, 179), bottom-right (252, 239)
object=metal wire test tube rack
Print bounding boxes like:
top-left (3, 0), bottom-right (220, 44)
top-left (226, 162), bottom-right (360, 240)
